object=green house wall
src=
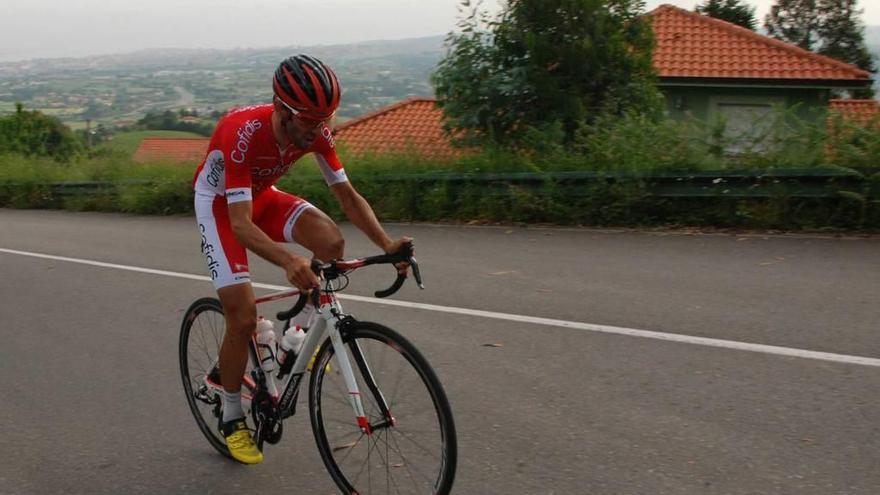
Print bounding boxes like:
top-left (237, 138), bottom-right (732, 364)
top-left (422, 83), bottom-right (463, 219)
top-left (660, 85), bottom-right (832, 123)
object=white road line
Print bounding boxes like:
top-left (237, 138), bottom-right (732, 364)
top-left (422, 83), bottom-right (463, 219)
top-left (3, 246), bottom-right (880, 368)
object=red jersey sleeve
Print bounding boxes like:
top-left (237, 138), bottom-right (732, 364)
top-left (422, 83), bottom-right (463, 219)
top-left (313, 124), bottom-right (348, 186)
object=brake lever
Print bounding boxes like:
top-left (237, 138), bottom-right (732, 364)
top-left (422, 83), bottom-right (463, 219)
top-left (310, 286), bottom-right (322, 312)
top-left (409, 256), bottom-right (425, 289)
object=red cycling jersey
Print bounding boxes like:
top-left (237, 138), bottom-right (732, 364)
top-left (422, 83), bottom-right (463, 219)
top-left (192, 104), bottom-right (347, 203)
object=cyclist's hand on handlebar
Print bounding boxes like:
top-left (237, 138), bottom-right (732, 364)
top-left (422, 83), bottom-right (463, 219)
top-left (282, 254), bottom-right (320, 292)
top-left (383, 237), bottom-right (413, 275)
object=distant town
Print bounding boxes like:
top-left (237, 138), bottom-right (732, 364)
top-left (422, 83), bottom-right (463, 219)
top-left (0, 36), bottom-right (444, 130)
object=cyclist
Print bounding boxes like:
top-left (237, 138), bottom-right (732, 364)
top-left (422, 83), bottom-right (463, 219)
top-left (192, 54), bottom-right (410, 464)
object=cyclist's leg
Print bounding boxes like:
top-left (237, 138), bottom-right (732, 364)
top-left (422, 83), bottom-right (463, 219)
top-left (255, 188), bottom-right (342, 328)
top-left (216, 282), bottom-right (256, 399)
top-left (292, 208), bottom-right (345, 261)
top-left (254, 186), bottom-right (344, 262)
top-left (195, 192), bottom-right (263, 463)
top-left (196, 193), bottom-right (254, 397)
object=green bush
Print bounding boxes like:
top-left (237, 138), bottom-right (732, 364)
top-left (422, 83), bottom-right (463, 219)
top-left (0, 104), bottom-right (83, 162)
top-left (826, 113), bottom-right (880, 174)
top-left (1, 107), bottom-right (879, 230)
top-left (118, 181), bottom-right (193, 215)
top-left (575, 114), bottom-right (721, 173)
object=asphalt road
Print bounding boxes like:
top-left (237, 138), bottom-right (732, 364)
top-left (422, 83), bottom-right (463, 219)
top-left (1, 209), bottom-right (879, 495)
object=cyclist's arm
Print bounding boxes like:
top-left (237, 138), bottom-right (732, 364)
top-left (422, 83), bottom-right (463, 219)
top-left (228, 201), bottom-right (316, 289)
top-left (313, 130), bottom-right (398, 254)
top-left (330, 181), bottom-right (396, 253)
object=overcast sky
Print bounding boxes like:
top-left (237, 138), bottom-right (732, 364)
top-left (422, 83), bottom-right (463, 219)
top-left (2, 0), bottom-right (879, 62)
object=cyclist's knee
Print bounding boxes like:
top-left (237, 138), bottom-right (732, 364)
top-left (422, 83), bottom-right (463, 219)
top-left (317, 235), bottom-right (344, 261)
top-left (309, 222), bottom-right (344, 261)
top-left (294, 210), bottom-right (345, 261)
top-left (226, 310), bottom-right (256, 337)
top-left (218, 283), bottom-right (256, 338)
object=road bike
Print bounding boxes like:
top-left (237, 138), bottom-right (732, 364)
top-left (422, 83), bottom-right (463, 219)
top-left (179, 246), bottom-right (457, 494)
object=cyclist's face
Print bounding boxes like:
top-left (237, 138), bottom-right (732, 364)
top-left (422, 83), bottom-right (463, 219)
top-left (282, 109), bottom-right (324, 149)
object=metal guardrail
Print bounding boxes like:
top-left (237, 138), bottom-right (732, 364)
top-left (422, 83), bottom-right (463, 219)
top-left (347, 168), bottom-right (878, 199)
top-left (1, 169), bottom-right (877, 200)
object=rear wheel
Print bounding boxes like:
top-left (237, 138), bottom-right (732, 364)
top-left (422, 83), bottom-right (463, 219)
top-left (309, 321), bottom-right (457, 494)
top-left (179, 297), bottom-right (258, 459)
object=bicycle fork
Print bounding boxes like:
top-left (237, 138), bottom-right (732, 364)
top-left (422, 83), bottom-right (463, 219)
top-left (316, 307), bottom-right (395, 435)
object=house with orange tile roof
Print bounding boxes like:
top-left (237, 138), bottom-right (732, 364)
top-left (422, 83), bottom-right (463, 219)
top-left (828, 98), bottom-right (879, 126)
top-left (330, 5), bottom-right (874, 158)
top-left (332, 97), bottom-right (463, 160)
top-left (133, 137), bottom-right (209, 163)
top-left (651, 5), bottom-right (872, 129)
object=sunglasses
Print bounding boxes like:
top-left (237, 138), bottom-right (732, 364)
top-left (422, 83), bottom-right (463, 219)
top-left (278, 98), bottom-right (331, 129)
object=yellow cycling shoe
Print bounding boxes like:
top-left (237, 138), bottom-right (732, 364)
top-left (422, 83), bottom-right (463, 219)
top-left (221, 419), bottom-right (264, 465)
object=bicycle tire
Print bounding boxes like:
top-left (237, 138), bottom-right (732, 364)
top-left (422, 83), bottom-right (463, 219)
top-left (178, 297), bottom-right (233, 459)
top-left (309, 321), bottom-right (457, 495)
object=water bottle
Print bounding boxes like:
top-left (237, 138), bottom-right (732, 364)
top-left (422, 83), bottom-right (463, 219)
top-left (278, 326), bottom-right (306, 367)
top-left (254, 317), bottom-right (278, 372)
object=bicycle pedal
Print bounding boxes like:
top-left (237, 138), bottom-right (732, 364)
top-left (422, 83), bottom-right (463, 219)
top-left (194, 384), bottom-right (220, 404)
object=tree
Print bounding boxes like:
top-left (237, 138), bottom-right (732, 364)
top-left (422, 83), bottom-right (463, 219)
top-left (765, 0), bottom-right (819, 50)
top-left (765, 0), bottom-right (875, 96)
top-left (816, 0), bottom-right (876, 96)
top-left (695, 0), bottom-right (758, 30)
top-left (432, 0), bottom-right (661, 149)
top-left (135, 110), bottom-right (214, 136)
top-left (0, 103), bottom-right (83, 161)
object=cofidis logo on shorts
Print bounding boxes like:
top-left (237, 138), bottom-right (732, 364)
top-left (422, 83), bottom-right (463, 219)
top-left (231, 119), bottom-right (263, 164)
top-left (199, 223), bottom-right (220, 280)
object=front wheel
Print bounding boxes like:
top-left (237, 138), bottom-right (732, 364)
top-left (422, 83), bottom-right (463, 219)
top-left (309, 321), bottom-right (457, 495)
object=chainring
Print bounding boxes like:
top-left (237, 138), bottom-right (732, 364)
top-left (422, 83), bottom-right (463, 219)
top-left (251, 387), bottom-right (283, 447)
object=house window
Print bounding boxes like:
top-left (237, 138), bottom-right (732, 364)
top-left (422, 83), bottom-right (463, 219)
top-left (710, 95), bottom-right (784, 155)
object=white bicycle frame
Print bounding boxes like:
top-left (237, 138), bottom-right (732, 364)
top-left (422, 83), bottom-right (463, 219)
top-left (252, 289), bottom-right (375, 433)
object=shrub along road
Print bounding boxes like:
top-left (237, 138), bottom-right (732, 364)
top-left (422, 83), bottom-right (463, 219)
top-left (1, 209), bottom-right (878, 494)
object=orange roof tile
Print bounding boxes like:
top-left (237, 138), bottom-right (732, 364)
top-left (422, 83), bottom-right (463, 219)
top-left (133, 137), bottom-right (209, 163)
top-left (333, 97), bottom-right (463, 160)
top-left (829, 99), bottom-right (880, 126)
top-left (651, 4), bottom-right (872, 81)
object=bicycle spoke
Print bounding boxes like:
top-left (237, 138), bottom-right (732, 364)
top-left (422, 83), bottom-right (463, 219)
top-left (330, 429), bottom-right (364, 444)
top-left (200, 336), bottom-right (219, 370)
top-left (380, 431), bottom-right (431, 492)
top-left (375, 430), bottom-right (412, 495)
top-left (354, 428), bottom-right (434, 493)
top-left (334, 432), bottom-right (366, 466)
top-left (210, 312), bottom-right (223, 349)
top-left (350, 428), bottom-right (384, 489)
top-left (193, 320), bottom-right (216, 366)
top-left (365, 431), bottom-right (399, 495)
top-left (389, 427), bottom-right (442, 461)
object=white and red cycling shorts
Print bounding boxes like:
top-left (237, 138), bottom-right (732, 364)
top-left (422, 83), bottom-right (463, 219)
top-left (195, 186), bottom-right (314, 289)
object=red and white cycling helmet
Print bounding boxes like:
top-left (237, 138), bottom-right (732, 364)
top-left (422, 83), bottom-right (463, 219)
top-left (273, 54), bottom-right (341, 121)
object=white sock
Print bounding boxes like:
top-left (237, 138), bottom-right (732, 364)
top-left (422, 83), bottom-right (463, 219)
top-left (221, 390), bottom-right (245, 423)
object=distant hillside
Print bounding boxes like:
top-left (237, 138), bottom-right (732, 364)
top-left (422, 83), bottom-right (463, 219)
top-left (0, 36), bottom-right (445, 74)
top-left (0, 36), bottom-right (446, 126)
